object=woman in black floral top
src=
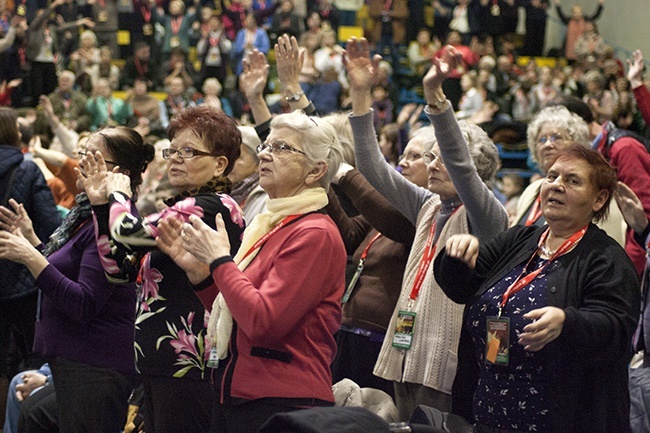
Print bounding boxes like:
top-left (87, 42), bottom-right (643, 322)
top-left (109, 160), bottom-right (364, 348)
top-left (84, 107), bottom-right (246, 433)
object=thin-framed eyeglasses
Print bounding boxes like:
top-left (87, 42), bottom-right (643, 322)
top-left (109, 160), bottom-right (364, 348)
top-left (161, 147), bottom-right (214, 160)
top-left (77, 151), bottom-right (118, 166)
top-left (399, 152), bottom-right (423, 163)
top-left (257, 141), bottom-right (307, 156)
top-left (537, 133), bottom-right (566, 145)
top-left (423, 151), bottom-right (444, 165)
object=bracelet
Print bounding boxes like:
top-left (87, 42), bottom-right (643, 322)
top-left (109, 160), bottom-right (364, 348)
top-left (427, 97), bottom-right (447, 111)
top-left (285, 91), bottom-right (304, 102)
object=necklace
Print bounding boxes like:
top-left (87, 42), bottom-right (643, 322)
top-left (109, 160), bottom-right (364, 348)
top-left (539, 243), bottom-right (555, 258)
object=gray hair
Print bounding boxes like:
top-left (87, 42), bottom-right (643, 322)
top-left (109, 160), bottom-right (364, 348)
top-left (237, 126), bottom-right (260, 163)
top-left (582, 69), bottom-right (606, 89)
top-left (270, 110), bottom-right (344, 190)
top-left (321, 112), bottom-right (354, 166)
top-left (410, 122), bottom-right (500, 187)
top-left (526, 106), bottom-right (590, 170)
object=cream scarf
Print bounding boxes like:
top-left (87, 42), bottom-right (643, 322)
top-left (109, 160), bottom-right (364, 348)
top-left (206, 187), bottom-right (329, 359)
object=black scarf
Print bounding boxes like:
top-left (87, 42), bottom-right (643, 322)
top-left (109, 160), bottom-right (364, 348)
top-left (43, 193), bottom-right (93, 257)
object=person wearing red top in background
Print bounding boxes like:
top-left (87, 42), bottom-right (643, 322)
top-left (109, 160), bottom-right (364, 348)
top-left (434, 31), bottom-right (479, 110)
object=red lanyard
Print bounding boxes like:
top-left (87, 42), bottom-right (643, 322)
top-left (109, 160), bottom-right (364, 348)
top-left (209, 35), bottom-right (221, 47)
top-left (239, 215), bottom-right (302, 262)
top-left (498, 225), bottom-right (588, 315)
top-left (360, 232), bottom-right (382, 262)
top-left (524, 195), bottom-right (542, 226)
top-left (409, 206), bottom-right (463, 302)
top-left (134, 57), bottom-right (147, 76)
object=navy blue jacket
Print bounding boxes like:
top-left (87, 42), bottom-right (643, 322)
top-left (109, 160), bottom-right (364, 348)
top-left (0, 145), bottom-right (61, 300)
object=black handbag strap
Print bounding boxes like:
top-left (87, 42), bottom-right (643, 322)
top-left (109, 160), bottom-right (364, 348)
top-left (1, 162), bottom-right (21, 207)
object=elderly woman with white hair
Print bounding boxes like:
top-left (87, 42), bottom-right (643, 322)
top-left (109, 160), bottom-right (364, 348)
top-left (512, 105), bottom-right (626, 246)
top-left (344, 39), bottom-right (508, 421)
top-left (156, 109), bottom-right (347, 433)
top-left (198, 78), bottom-right (233, 117)
top-left (228, 125), bottom-right (268, 220)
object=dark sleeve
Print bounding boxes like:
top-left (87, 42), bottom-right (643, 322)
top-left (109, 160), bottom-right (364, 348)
top-left (325, 186), bottom-right (371, 254)
top-left (558, 242), bottom-right (640, 365)
top-left (586, 3), bottom-right (603, 21)
top-left (338, 169), bottom-right (416, 244)
top-left (27, 164), bottom-right (61, 242)
top-left (555, 4), bottom-right (570, 23)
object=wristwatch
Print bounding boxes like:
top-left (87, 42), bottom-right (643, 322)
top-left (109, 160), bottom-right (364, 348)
top-left (285, 91), bottom-right (304, 102)
top-left (427, 97), bottom-right (447, 111)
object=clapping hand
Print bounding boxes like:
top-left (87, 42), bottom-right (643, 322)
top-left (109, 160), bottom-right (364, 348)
top-left (74, 150), bottom-right (119, 205)
top-left (181, 214), bottom-right (231, 265)
top-left (0, 199), bottom-right (38, 246)
top-left (156, 216), bottom-right (209, 283)
top-left (626, 49), bottom-right (645, 89)
top-left (615, 181), bottom-right (648, 234)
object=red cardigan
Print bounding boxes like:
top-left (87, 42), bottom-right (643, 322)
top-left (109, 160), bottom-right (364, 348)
top-left (195, 211), bottom-right (346, 405)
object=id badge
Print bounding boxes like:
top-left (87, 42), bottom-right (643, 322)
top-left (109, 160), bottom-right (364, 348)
top-left (342, 260), bottom-right (364, 303)
top-left (486, 316), bottom-right (509, 365)
top-left (207, 347), bottom-right (219, 369)
top-left (392, 310), bottom-right (416, 350)
top-left (143, 23), bottom-right (153, 36)
top-left (170, 36), bottom-right (180, 47)
top-left (16, 4), bottom-right (26, 16)
top-left (98, 11), bottom-right (108, 22)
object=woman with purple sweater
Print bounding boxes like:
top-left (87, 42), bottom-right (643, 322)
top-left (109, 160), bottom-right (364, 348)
top-left (0, 127), bottom-right (154, 433)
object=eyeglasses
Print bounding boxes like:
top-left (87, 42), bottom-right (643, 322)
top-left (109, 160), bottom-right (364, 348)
top-left (77, 151), bottom-right (118, 166)
top-left (399, 152), bottom-right (422, 163)
top-left (257, 141), bottom-right (307, 156)
top-left (423, 151), bottom-right (444, 165)
top-left (162, 147), bottom-right (214, 160)
top-left (537, 133), bottom-right (566, 145)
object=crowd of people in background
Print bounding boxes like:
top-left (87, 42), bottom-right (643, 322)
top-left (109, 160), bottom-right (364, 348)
top-left (0, 0), bottom-right (650, 431)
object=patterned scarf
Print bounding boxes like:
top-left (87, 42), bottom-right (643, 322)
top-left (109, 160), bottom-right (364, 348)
top-left (43, 193), bottom-right (92, 257)
top-left (163, 176), bottom-right (232, 207)
top-left (229, 172), bottom-right (259, 206)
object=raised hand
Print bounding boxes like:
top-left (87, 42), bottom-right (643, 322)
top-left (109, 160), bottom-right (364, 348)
top-left (240, 49), bottom-right (269, 99)
top-left (342, 37), bottom-right (382, 94)
top-left (422, 45), bottom-right (462, 94)
top-left (626, 49), bottom-right (645, 89)
top-left (39, 95), bottom-right (55, 119)
top-left (275, 34), bottom-right (303, 91)
top-left (615, 181), bottom-right (648, 234)
top-left (181, 213), bottom-right (231, 265)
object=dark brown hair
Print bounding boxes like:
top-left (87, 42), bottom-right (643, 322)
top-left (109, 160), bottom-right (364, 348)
top-left (0, 108), bottom-right (20, 147)
top-left (167, 106), bottom-right (242, 175)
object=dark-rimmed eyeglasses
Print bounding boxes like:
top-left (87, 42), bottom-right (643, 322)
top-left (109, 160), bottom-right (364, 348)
top-left (162, 147), bottom-right (214, 160)
top-left (77, 151), bottom-right (118, 166)
top-left (257, 141), bottom-right (307, 156)
top-left (537, 133), bottom-right (566, 145)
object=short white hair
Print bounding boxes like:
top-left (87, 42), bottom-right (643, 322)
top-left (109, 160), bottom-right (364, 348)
top-left (270, 110), bottom-right (344, 190)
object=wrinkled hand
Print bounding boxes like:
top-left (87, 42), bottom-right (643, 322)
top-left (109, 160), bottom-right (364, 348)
top-left (275, 34), bottom-right (303, 89)
top-left (8, 78), bottom-right (22, 88)
top-left (626, 49), bottom-right (645, 88)
top-left (423, 45), bottom-right (462, 93)
top-left (444, 234), bottom-right (479, 269)
top-left (156, 216), bottom-right (209, 282)
top-left (0, 228), bottom-right (37, 265)
top-left (181, 214), bottom-right (231, 265)
top-left (615, 181), bottom-right (648, 234)
top-left (39, 95), bottom-right (55, 118)
top-left (15, 372), bottom-right (47, 402)
top-left (240, 49), bottom-right (269, 98)
top-left (0, 199), bottom-right (37, 244)
top-left (343, 37), bottom-right (382, 94)
top-left (518, 307), bottom-right (565, 351)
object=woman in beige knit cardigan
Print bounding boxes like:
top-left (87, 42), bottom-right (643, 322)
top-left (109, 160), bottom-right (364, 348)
top-left (343, 38), bottom-right (508, 421)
